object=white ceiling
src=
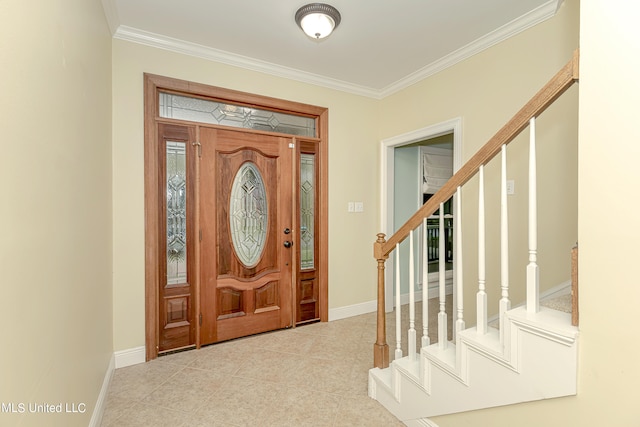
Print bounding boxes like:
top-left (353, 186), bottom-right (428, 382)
top-left (102, 0), bottom-right (563, 98)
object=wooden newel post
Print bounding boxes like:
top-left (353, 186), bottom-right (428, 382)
top-left (373, 233), bottom-right (389, 369)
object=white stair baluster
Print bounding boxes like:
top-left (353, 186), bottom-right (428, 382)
top-left (455, 187), bottom-right (465, 337)
top-left (500, 145), bottom-right (511, 342)
top-left (409, 230), bottom-right (416, 361)
top-left (422, 218), bottom-right (430, 347)
top-left (527, 117), bottom-right (540, 313)
top-left (438, 202), bottom-right (448, 349)
top-left (395, 244), bottom-right (403, 360)
top-left (477, 166), bottom-right (488, 335)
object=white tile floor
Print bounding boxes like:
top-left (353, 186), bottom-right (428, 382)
top-left (100, 311), bottom-right (406, 427)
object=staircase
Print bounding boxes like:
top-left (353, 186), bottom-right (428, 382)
top-left (368, 51), bottom-right (580, 424)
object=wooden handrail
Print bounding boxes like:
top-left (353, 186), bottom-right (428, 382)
top-left (378, 49), bottom-right (579, 258)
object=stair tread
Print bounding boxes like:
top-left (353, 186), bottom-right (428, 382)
top-left (422, 342), bottom-right (457, 371)
top-left (395, 355), bottom-right (420, 368)
top-left (540, 293), bottom-right (572, 313)
top-left (394, 355), bottom-right (421, 379)
top-left (369, 366), bottom-right (392, 388)
top-left (507, 306), bottom-right (578, 338)
top-left (459, 326), bottom-right (503, 358)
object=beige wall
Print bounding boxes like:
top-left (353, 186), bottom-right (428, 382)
top-left (0, 1), bottom-right (113, 426)
top-left (573, 0), bottom-right (640, 422)
top-left (379, 0), bottom-right (579, 323)
top-left (111, 41), bottom-right (381, 351)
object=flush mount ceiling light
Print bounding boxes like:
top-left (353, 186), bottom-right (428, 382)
top-left (295, 3), bottom-right (341, 40)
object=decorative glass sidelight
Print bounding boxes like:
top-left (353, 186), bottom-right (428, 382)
top-left (300, 154), bottom-right (315, 269)
top-left (230, 162), bottom-right (268, 267)
top-left (166, 141), bottom-right (187, 285)
top-left (159, 92), bottom-right (316, 137)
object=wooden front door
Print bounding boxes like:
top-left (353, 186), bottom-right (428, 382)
top-left (199, 126), bottom-right (294, 344)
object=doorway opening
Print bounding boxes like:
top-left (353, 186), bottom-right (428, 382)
top-left (379, 118), bottom-right (462, 312)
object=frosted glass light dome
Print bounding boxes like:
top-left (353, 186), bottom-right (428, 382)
top-left (300, 12), bottom-right (335, 39)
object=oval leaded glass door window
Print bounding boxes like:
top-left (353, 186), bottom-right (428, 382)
top-left (229, 162), bottom-right (268, 267)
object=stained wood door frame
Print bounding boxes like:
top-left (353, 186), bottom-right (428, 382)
top-left (144, 74), bottom-right (329, 361)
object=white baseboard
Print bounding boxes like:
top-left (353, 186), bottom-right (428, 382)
top-left (329, 299), bottom-right (377, 321)
top-left (114, 346), bottom-right (146, 368)
top-left (407, 283), bottom-right (453, 304)
top-left (404, 418), bottom-right (441, 427)
top-left (328, 285), bottom-right (454, 322)
top-left (540, 280), bottom-right (571, 299)
top-left (330, 280), bottom-right (566, 326)
top-left (88, 353), bottom-right (115, 427)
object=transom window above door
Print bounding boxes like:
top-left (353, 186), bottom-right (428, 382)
top-left (159, 92), bottom-right (316, 137)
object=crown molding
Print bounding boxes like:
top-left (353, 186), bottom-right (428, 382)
top-left (109, 0), bottom-right (562, 100)
top-left (113, 26), bottom-right (381, 99)
top-left (378, 0), bottom-right (563, 97)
